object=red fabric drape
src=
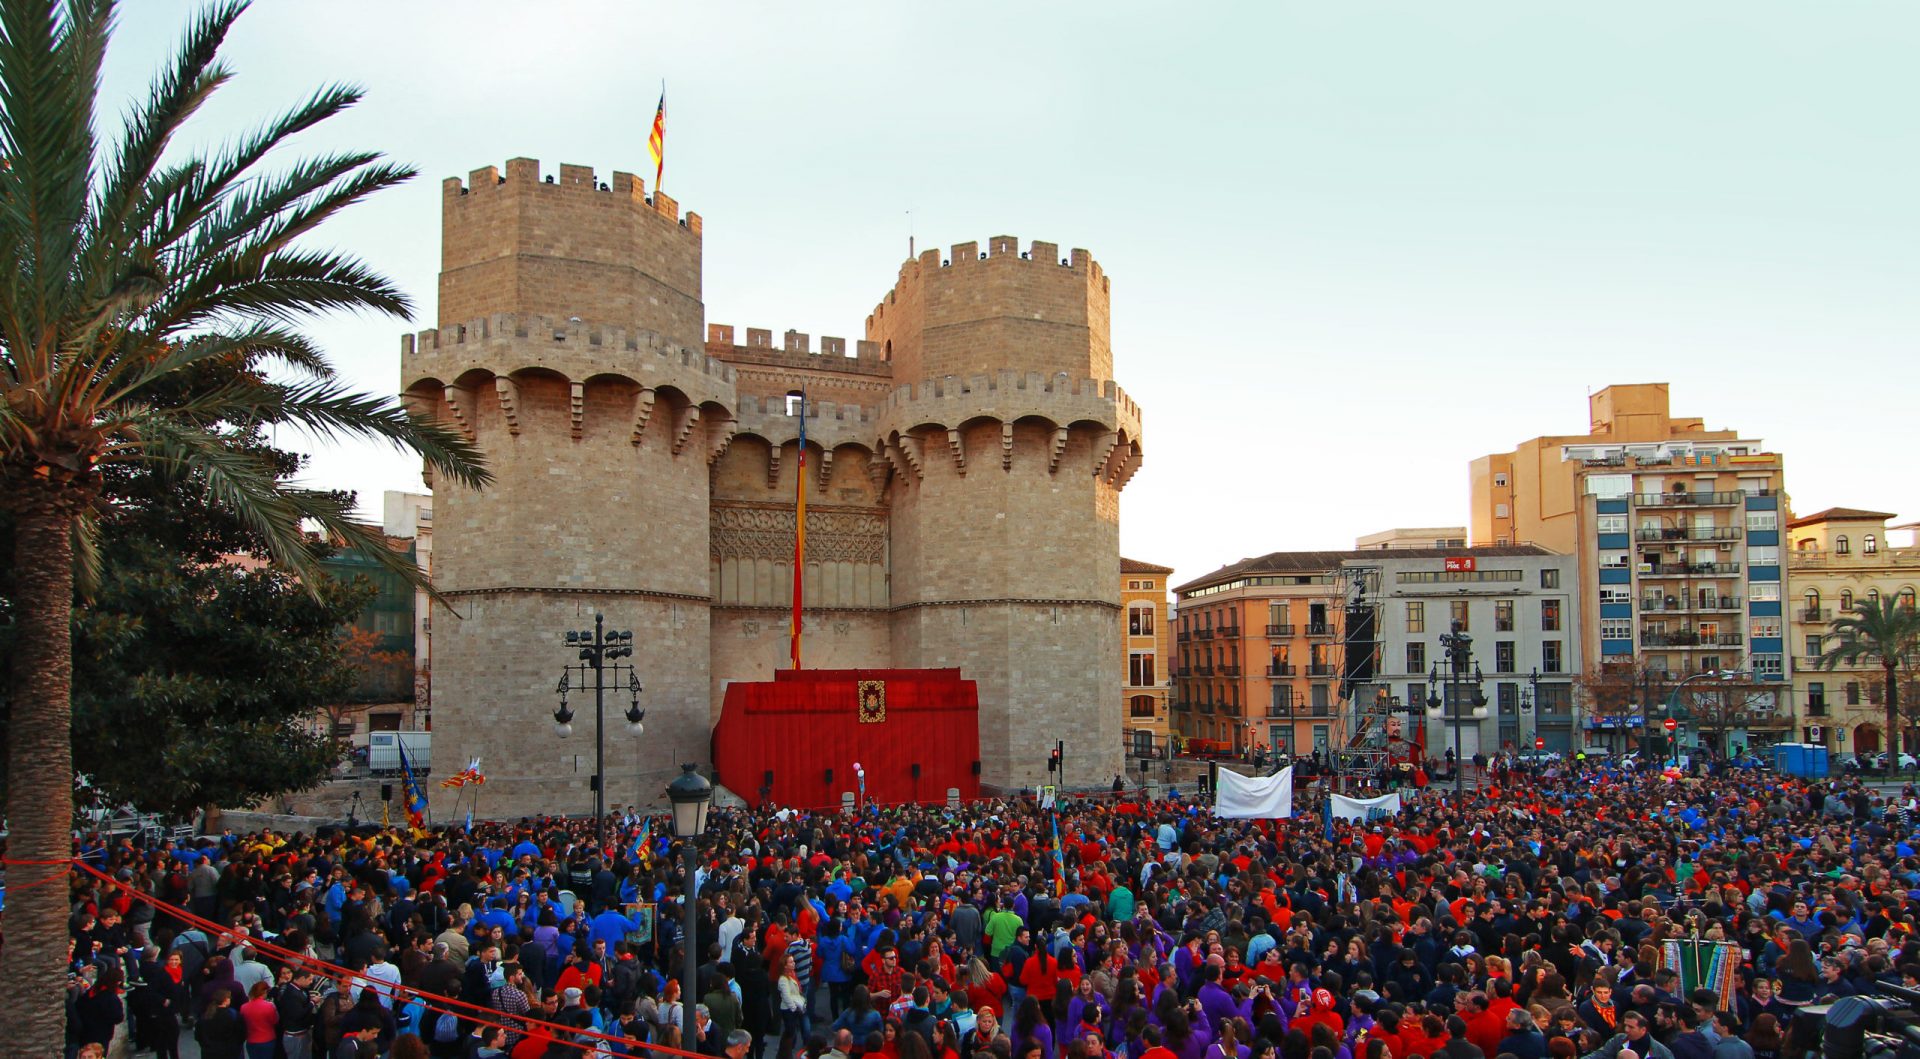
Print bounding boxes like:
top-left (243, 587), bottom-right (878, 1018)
top-left (713, 669), bottom-right (982, 809)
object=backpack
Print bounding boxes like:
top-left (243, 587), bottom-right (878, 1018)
top-left (434, 1011), bottom-right (461, 1043)
top-left (839, 939), bottom-right (858, 976)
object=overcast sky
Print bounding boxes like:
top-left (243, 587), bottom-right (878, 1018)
top-left (104, 2), bottom-right (1919, 585)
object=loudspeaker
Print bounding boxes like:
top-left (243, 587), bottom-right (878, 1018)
top-left (824, 768), bottom-right (834, 785)
top-left (763, 769), bottom-right (775, 788)
top-left (380, 784), bottom-right (394, 802)
top-left (971, 760), bottom-right (982, 776)
top-left (911, 763), bottom-right (922, 779)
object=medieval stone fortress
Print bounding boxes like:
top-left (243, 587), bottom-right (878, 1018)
top-left (400, 159), bottom-right (1143, 812)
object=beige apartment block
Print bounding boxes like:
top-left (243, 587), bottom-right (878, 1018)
top-left (1120, 559), bottom-right (1174, 755)
top-left (1786, 509), bottom-right (1920, 754)
top-left (400, 160), bottom-right (1143, 812)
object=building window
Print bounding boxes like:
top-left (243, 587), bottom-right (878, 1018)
top-left (1130, 695), bottom-right (1156, 718)
top-left (1747, 546), bottom-right (1779, 567)
top-left (1746, 511), bottom-right (1777, 532)
top-left (1450, 600), bottom-right (1469, 630)
top-left (1495, 599), bottom-right (1515, 631)
top-left (1809, 681), bottom-right (1826, 706)
top-left (1495, 503), bottom-right (1510, 518)
top-left (1541, 599), bottom-right (1562, 631)
top-left (1750, 617), bottom-right (1781, 639)
top-left (1836, 535), bottom-right (1851, 555)
top-left (1541, 568), bottom-right (1560, 589)
top-left (1537, 683), bottom-right (1572, 715)
top-left (1406, 601), bottom-right (1425, 634)
top-left (1840, 589), bottom-right (1854, 611)
top-left (1601, 587), bottom-right (1632, 604)
top-left (1498, 682), bottom-right (1518, 714)
top-left (1866, 534), bottom-right (1879, 554)
top-left (1407, 682), bottom-right (1425, 710)
top-left (1752, 582), bottom-right (1781, 602)
top-left (1406, 642), bottom-right (1425, 673)
top-left (1129, 652), bottom-right (1155, 687)
top-left (1806, 634), bottom-right (1823, 657)
top-left (1271, 684), bottom-right (1291, 711)
top-left (1128, 603), bottom-right (1155, 636)
top-left (1269, 602), bottom-right (1287, 627)
top-left (1847, 681), bottom-right (1861, 705)
top-left (1542, 640), bottom-right (1563, 673)
top-left (1597, 514), bottom-right (1628, 534)
top-left (1601, 619), bottom-right (1632, 640)
top-left (1494, 472), bottom-right (1508, 487)
top-left (1598, 550), bottom-right (1629, 568)
top-left (1310, 685), bottom-right (1330, 711)
top-left (1901, 587), bottom-right (1917, 612)
top-left (1753, 653), bottom-right (1783, 678)
top-left (1494, 641), bottom-right (1515, 673)
top-left (1586, 475), bottom-right (1632, 498)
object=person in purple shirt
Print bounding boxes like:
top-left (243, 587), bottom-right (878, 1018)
top-left (1012, 994), bottom-right (1056, 1059)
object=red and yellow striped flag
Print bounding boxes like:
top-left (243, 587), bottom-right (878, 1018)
top-left (648, 91), bottom-right (666, 191)
top-left (790, 399), bottom-right (807, 669)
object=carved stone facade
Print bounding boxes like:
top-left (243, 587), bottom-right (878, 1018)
top-left (403, 159), bottom-right (1144, 810)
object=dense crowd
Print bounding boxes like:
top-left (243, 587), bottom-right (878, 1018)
top-left (21, 760), bottom-right (1920, 1059)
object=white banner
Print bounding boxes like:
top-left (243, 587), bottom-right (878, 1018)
top-left (1213, 766), bottom-right (1293, 819)
top-left (1330, 791), bottom-right (1403, 823)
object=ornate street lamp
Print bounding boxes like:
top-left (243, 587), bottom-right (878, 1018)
top-left (666, 763), bottom-right (712, 1048)
top-left (1426, 621), bottom-right (1489, 792)
top-left (551, 613), bottom-right (643, 851)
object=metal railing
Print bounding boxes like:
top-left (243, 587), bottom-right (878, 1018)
top-left (1266, 623), bottom-right (1295, 637)
top-left (1641, 562), bottom-right (1741, 576)
top-left (1195, 628), bottom-right (1215, 640)
top-left (1218, 625), bottom-right (1241, 639)
top-left (1267, 663), bottom-right (1295, 677)
top-left (1220, 664), bottom-right (1242, 677)
top-left (1640, 631), bottom-right (1745, 647)
top-left (1306, 623), bottom-right (1336, 637)
top-left (1308, 663), bottom-right (1334, 676)
top-left (1641, 597), bottom-right (1743, 613)
top-left (1801, 607), bottom-right (1830, 622)
top-left (1633, 491), bottom-right (1747, 506)
top-left (1635, 526), bottom-right (1742, 542)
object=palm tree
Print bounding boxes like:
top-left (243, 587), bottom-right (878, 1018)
top-left (1820, 595), bottom-right (1920, 763)
top-left (0, 2), bottom-right (487, 1048)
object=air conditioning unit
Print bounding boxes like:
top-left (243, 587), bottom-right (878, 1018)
top-left (1718, 542), bottom-right (1733, 551)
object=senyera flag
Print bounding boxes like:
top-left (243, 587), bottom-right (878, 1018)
top-left (649, 90), bottom-right (666, 191)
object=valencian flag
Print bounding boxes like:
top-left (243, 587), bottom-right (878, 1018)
top-left (790, 390), bottom-right (807, 669)
top-left (396, 742), bottom-right (430, 829)
top-left (440, 757), bottom-right (486, 789)
top-left (1049, 812), bottom-right (1066, 897)
top-left (648, 89), bottom-right (666, 191)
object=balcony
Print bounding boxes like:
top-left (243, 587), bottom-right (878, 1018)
top-left (1265, 706), bottom-right (1293, 719)
top-left (1640, 561), bottom-right (1741, 577)
top-left (1194, 628), bottom-right (1215, 641)
top-left (1198, 701), bottom-right (1215, 714)
top-left (1639, 631), bottom-right (1745, 648)
top-left (1192, 665), bottom-right (1214, 676)
top-left (1266, 623), bottom-right (1295, 637)
top-left (1640, 596), bottom-right (1743, 613)
top-left (1798, 654), bottom-right (1866, 670)
top-left (1800, 607), bottom-right (1830, 622)
top-left (1266, 663), bottom-right (1295, 677)
top-left (1633, 491), bottom-right (1746, 507)
top-left (1634, 526), bottom-right (1741, 543)
top-left (1177, 630), bottom-right (1192, 643)
top-left (1308, 663), bottom-right (1334, 676)
top-left (1218, 625), bottom-right (1241, 639)
top-left (1306, 622), bottom-right (1336, 637)
top-left (1309, 702), bottom-right (1332, 717)
top-left (1805, 700), bottom-right (1829, 718)
top-left (1220, 664), bottom-right (1242, 677)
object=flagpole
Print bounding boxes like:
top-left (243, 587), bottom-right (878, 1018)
top-left (790, 388), bottom-right (808, 670)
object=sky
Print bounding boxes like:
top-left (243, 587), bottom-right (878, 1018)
top-left (102, 2), bottom-right (1919, 587)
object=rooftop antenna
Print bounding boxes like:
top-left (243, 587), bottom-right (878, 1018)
top-left (907, 209), bottom-right (914, 259)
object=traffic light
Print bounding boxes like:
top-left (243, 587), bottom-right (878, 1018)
top-left (1047, 747), bottom-right (1060, 773)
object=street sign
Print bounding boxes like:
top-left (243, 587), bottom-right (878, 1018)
top-left (1663, 718), bottom-right (1678, 732)
top-left (1534, 737), bottom-right (1546, 749)
top-left (1808, 725), bottom-right (1822, 741)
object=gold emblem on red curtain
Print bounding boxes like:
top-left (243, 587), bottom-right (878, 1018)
top-left (857, 680), bottom-right (887, 723)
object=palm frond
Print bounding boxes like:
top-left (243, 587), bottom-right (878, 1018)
top-left (130, 414), bottom-right (326, 582)
top-left (174, 149), bottom-right (385, 268)
top-left (162, 247), bottom-right (413, 330)
top-left (246, 378), bottom-right (490, 491)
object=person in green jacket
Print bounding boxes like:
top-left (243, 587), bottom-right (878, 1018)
top-left (984, 900), bottom-right (1024, 960)
top-left (704, 965), bottom-right (745, 1049)
top-left (1108, 883), bottom-right (1135, 923)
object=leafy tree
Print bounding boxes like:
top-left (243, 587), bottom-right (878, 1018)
top-left (0, 2), bottom-right (488, 1049)
top-left (1820, 596), bottom-right (1920, 757)
top-left (1573, 660), bottom-right (1672, 754)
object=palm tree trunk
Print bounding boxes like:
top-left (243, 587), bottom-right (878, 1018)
top-left (1890, 658), bottom-right (1903, 761)
top-left (0, 495), bottom-right (76, 1057)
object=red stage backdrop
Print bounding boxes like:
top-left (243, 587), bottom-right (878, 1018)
top-left (712, 668), bottom-right (981, 810)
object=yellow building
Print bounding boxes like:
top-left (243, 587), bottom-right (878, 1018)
top-left (1786, 509), bottom-right (1920, 755)
top-left (1121, 558), bottom-right (1175, 755)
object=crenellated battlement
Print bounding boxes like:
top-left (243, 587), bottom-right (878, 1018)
top-left (442, 157), bottom-right (702, 235)
top-left (867, 236), bottom-right (1106, 321)
top-left (704, 323), bottom-right (891, 377)
top-left (881, 370), bottom-right (1142, 443)
top-left (401, 313), bottom-right (737, 416)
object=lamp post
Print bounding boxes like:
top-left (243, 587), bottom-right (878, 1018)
top-left (1520, 666), bottom-right (1540, 755)
top-left (551, 613), bottom-right (644, 851)
top-left (1426, 621), bottom-right (1488, 792)
top-left (1663, 668), bottom-right (1745, 770)
top-left (667, 763), bottom-right (712, 1049)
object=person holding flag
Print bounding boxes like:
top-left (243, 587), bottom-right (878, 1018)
top-left (396, 742), bottom-right (430, 830)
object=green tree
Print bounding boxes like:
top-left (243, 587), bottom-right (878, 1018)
top-left (0, 2), bottom-right (487, 1049)
top-left (1820, 595), bottom-right (1920, 758)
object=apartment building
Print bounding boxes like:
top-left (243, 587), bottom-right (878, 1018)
top-left (1470, 384), bottom-right (1793, 753)
top-left (1786, 509), bottom-right (1920, 754)
top-left (1121, 558), bottom-right (1175, 755)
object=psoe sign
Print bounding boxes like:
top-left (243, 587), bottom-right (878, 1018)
top-left (1444, 557), bottom-right (1477, 572)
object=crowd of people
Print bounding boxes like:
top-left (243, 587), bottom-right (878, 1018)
top-left (22, 759), bottom-right (1920, 1059)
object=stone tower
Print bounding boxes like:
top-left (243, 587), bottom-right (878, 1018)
top-left (400, 159), bottom-right (736, 812)
top-left (868, 239), bottom-right (1141, 791)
